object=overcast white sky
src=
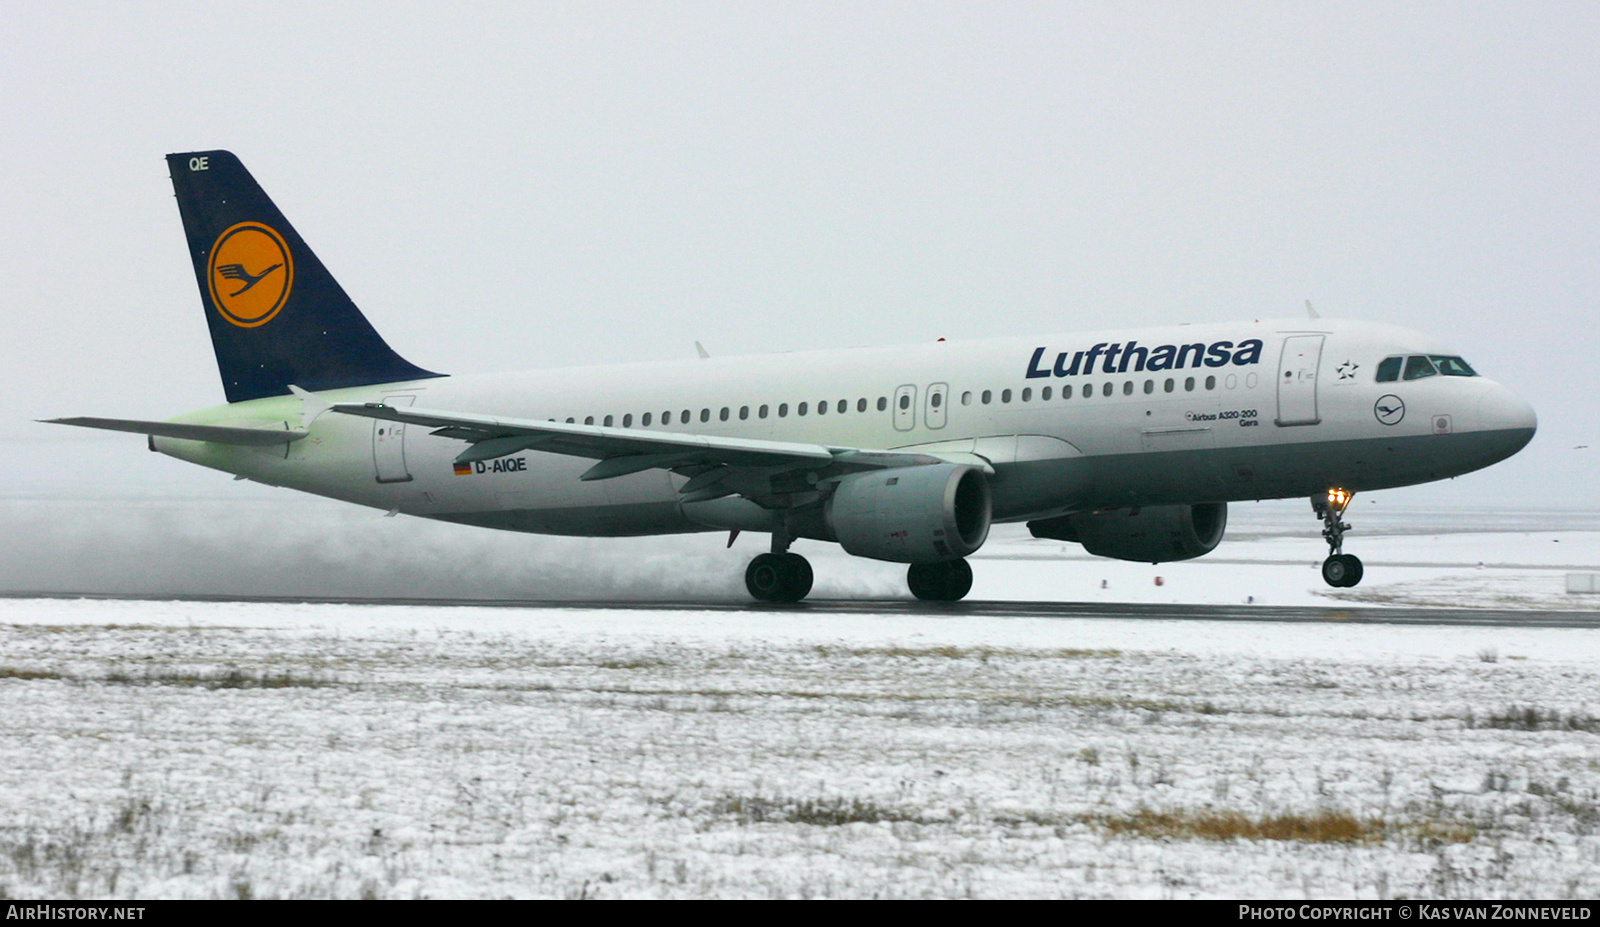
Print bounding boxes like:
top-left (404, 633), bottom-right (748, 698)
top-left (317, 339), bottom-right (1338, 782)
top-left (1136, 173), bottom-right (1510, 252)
top-left (3, 1), bottom-right (1596, 508)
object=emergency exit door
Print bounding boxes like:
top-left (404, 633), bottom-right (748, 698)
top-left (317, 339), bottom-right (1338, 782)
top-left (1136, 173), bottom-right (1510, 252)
top-left (924, 382), bottom-right (949, 429)
top-left (892, 384), bottom-right (917, 432)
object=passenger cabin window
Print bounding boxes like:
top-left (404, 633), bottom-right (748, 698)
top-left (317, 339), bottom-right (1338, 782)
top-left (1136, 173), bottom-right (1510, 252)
top-left (857, 398), bottom-right (867, 412)
top-left (643, 412), bottom-right (653, 426)
top-left (1062, 384), bottom-right (1072, 399)
top-left (877, 397), bottom-right (888, 411)
top-left (719, 407), bottom-right (729, 421)
top-left (981, 390), bottom-right (992, 404)
top-left (622, 414), bottom-right (632, 427)
top-left (816, 400), bottom-right (827, 416)
top-left (838, 400), bottom-right (848, 414)
top-left (759, 404), bottom-right (769, 419)
top-left (798, 402), bottom-right (808, 416)
top-left (1403, 355), bottom-right (1438, 381)
top-left (898, 395), bottom-right (910, 410)
top-left (1020, 388), bottom-right (1031, 402)
top-left (778, 403), bottom-right (788, 417)
top-left (1001, 389), bottom-right (1012, 403)
top-left (1041, 386), bottom-right (1052, 400)
top-left (961, 391), bottom-right (972, 406)
top-left (1102, 383), bottom-right (1113, 397)
top-left (603, 415), bottom-right (613, 427)
top-left (931, 392), bottom-right (942, 408)
top-left (739, 406), bottom-right (749, 420)
top-left (1122, 381), bottom-right (1133, 396)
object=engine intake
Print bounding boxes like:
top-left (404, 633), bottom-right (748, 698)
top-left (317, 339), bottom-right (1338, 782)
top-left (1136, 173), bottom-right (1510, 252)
top-left (1029, 502), bottom-right (1227, 563)
top-left (826, 464), bottom-right (991, 563)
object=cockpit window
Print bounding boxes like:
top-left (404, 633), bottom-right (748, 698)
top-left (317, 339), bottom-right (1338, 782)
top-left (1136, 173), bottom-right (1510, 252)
top-left (1378, 354), bottom-right (1476, 382)
top-left (1402, 355), bottom-right (1439, 380)
top-left (1429, 355), bottom-right (1477, 377)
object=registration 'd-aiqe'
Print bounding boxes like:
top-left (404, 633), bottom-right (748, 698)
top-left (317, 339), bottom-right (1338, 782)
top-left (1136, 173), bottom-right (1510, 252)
top-left (46, 152), bottom-right (1538, 602)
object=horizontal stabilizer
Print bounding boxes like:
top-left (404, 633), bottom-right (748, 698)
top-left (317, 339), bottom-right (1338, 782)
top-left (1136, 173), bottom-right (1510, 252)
top-left (41, 417), bottom-right (307, 446)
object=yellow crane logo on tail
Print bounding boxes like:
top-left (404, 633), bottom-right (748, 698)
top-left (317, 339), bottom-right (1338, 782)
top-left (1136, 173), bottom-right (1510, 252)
top-left (207, 222), bottom-right (293, 328)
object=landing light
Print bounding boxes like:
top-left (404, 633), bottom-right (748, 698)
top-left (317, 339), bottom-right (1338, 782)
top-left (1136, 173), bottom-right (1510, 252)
top-left (1326, 488), bottom-right (1352, 514)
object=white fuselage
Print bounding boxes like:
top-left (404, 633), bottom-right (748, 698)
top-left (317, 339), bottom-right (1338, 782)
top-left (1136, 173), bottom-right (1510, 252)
top-left (154, 317), bottom-right (1536, 541)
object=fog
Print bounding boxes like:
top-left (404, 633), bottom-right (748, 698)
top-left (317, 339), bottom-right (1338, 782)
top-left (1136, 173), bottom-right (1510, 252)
top-left (0, 495), bottom-right (762, 601)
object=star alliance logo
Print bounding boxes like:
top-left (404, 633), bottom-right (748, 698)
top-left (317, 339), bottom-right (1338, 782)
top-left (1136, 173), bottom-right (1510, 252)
top-left (1336, 360), bottom-right (1359, 380)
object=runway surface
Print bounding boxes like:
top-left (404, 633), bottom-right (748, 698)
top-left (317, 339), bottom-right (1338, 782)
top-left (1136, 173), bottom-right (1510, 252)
top-left (6, 591), bottom-right (1600, 628)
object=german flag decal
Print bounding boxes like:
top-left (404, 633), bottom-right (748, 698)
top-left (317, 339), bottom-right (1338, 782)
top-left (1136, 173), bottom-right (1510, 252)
top-left (453, 463), bottom-right (472, 476)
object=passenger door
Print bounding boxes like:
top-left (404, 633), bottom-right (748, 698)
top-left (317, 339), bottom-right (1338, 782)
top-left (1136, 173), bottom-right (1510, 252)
top-left (1275, 335), bottom-right (1324, 427)
top-left (372, 394), bottom-right (416, 483)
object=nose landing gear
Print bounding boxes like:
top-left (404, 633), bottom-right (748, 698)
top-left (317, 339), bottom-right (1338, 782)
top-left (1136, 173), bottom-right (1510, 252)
top-left (1314, 489), bottom-right (1363, 587)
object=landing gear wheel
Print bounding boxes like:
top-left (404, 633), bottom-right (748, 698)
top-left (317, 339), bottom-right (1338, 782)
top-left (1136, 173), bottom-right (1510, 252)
top-left (745, 552), bottom-right (813, 603)
top-left (907, 559), bottom-right (973, 602)
top-left (1321, 553), bottom-right (1364, 588)
top-left (780, 553), bottom-right (813, 600)
top-left (1313, 489), bottom-right (1363, 588)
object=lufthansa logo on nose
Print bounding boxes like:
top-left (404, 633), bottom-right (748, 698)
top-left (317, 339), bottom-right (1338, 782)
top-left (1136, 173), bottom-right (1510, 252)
top-left (208, 222), bottom-right (293, 328)
top-left (1374, 394), bottom-right (1406, 426)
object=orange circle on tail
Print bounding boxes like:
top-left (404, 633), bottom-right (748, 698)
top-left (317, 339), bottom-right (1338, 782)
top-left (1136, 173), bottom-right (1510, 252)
top-left (208, 222), bottom-right (294, 328)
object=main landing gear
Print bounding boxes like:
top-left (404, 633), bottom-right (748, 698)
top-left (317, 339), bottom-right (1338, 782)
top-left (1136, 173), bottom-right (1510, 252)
top-left (1314, 488), bottom-right (1364, 588)
top-left (742, 532), bottom-right (976, 603)
top-left (907, 559), bottom-right (973, 602)
top-left (745, 552), bottom-right (813, 603)
top-left (745, 528), bottom-right (814, 603)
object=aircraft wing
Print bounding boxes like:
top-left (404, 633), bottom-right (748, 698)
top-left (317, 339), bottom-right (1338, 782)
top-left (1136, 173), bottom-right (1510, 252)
top-left (327, 401), bottom-right (983, 504)
top-left (40, 417), bottom-right (308, 446)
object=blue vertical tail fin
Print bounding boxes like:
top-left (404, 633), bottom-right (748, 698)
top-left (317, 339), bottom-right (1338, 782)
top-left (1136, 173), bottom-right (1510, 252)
top-left (166, 150), bottom-right (442, 403)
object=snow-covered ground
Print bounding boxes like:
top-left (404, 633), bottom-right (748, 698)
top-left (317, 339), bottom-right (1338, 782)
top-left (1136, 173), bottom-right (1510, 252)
top-left (1, 501), bottom-right (1599, 898)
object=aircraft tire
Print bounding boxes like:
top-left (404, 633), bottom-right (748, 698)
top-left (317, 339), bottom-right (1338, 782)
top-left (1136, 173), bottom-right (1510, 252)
top-left (1321, 554), bottom-right (1364, 588)
top-left (746, 552), bottom-right (812, 603)
top-left (1340, 554), bottom-right (1364, 587)
top-left (908, 559), bottom-right (973, 602)
top-left (780, 553), bottom-right (814, 601)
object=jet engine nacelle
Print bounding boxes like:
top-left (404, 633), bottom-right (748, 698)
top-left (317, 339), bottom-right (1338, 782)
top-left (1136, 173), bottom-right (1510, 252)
top-left (825, 464), bottom-right (992, 563)
top-left (1028, 502), bottom-right (1227, 563)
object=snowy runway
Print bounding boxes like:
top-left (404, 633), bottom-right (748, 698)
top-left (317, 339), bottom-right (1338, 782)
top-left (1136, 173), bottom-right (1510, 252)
top-left (2, 502), bottom-right (1599, 897)
top-left (3, 593), bottom-right (1600, 899)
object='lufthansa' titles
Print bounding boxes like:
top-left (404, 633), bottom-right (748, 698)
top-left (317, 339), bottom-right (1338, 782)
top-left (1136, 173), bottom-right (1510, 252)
top-left (1026, 339), bottom-right (1264, 379)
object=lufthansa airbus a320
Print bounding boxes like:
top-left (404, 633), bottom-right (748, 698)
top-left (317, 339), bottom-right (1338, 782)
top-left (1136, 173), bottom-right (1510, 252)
top-left (46, 151), bottom-right (1538, 602)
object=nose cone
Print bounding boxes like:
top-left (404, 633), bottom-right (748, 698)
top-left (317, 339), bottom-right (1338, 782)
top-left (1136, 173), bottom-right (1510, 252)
top-left (1476, 382), bottom-right (1537, 452)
